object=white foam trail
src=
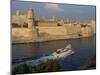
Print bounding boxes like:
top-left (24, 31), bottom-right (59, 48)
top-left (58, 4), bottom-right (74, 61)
top-left (13, 45), bottom-right (74, 68)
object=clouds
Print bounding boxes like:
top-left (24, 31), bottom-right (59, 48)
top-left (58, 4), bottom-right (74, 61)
top-left (12, 1), bottom-right (95, 20)
top-left (44, 3), bottom-right (63, 12)
top-left (45, 3), bottom-right (59, 9)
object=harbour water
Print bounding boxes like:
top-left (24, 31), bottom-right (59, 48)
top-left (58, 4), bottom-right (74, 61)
top-left (12, 35), bottom-right (96, 70)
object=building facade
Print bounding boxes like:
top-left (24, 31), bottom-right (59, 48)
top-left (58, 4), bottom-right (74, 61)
top-left (12, 8), bottom-right (96, 43)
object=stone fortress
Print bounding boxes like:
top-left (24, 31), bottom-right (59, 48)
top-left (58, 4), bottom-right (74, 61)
top-left (12, 8), bottom-right (96, 43)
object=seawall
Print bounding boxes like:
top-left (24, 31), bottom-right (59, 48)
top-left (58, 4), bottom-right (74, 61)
top-left (12, 26), bottom-right (94, 44)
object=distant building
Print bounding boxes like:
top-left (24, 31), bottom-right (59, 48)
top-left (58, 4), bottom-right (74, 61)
top-left (27, 8), bottom-right (35, 28)
top-left (37, 21), bottom-right (58, 27)
top-left (12, 8), bottom-right (96, 43)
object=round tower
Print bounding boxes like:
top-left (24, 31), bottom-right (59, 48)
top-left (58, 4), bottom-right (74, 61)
top-left (27, 8), bottom-right (34, 28)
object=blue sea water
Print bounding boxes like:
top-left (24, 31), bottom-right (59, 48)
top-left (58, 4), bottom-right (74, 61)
top-left (12, 35), bottom-right (96, 70)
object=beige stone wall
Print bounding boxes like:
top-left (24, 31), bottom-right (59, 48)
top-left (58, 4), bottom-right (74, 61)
top-left (12, 15), bottom-right (27, 25)
top-left (37, 24), bottom-right (81, 36)
top-left (37, 27), bottom-right (67, 36)
top-left (91, 20), bottom-right (96, 33)
top-left (12, 28), bottom-right (37, 41)
top-left (67, 27), bottom-right (79, 34)
top-left (12, 25), bottom-right (92, 40)
top-left (12, 23), bottom-right (95, 43)
top-left (38, 22), bottom-right (58, 27)
top-left (64, 24), bottom-right (81, 35)
top-left (81, 27), bottom-right (92, 37)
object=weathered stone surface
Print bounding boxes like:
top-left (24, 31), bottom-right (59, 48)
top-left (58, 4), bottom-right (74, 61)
top-left (12, 28), bottom-right (37, 42)
top-left (11, 8), bottom-right (96, 43)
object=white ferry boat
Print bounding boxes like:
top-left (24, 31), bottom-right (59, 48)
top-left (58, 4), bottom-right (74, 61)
top-left (52, 44), bottom-right (74, 58)
top-left (26, 44), bottom-right (75, 66)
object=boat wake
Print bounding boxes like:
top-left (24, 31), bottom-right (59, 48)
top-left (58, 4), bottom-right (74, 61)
top-left (13, 44), bottom-right (75, 68)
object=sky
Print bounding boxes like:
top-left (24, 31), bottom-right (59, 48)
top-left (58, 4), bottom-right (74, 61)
top-left (11, 0), bottom-right (96, 21)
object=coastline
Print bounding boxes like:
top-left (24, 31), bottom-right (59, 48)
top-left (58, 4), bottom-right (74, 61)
top-left (12, 34), bottom-right (95, 44)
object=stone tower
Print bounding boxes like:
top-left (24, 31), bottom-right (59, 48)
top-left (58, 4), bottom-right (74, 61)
top-left (27, 8), bottom-right (38, 39)
top-left (27, 8), bottom-right (34, 28)
top-left (16, 10), bottom-right (20, 16)
top-left (50, 16), bottom-right (56, 21)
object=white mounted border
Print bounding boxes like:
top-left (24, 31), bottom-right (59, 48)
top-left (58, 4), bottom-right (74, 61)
top-left (0, 0), bottom-right (100, 75)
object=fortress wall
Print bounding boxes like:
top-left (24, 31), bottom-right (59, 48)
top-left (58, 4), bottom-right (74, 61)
top-left (64, 25), bottom-right (81, 35)
top-left (12, 25), bottom-right (94, 43)
top-left (91, 21), bottom-right (96, 34)
top-left (91, 25), bottom-right (96, 34)
top-left (37, 27), bottom-right (67, 36)
top-left (12, 15), bottom-right (27, 25)
top-left (38, 22), bottom-right (58, 27)
top-left (35, 25), bottom-right (82, 36)
top-left (12, 28), bottom-right (37, 40)
top-left (81, 27), bottom-right (92, 37)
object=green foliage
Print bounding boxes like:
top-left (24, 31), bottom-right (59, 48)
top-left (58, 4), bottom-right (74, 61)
top-left (34, 60), bottom-right (60, 73)
top-left (12, 59), bottom-right (60, 74)
top-left (12, 64), bottom-right (32, 74)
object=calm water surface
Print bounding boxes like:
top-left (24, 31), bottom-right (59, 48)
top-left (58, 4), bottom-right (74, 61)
top-left (12, 35), bottom-right (96, 70)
